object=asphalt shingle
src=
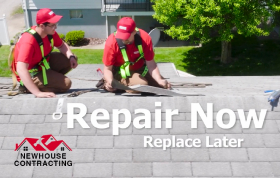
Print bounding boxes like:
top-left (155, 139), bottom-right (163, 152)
top-left (1, 137), bottom-right (25, 150)
top-left (271, 162), bottom-right (280, 176)
top-left (73, 163), bottom-right (112, 177)
top-left (153, 162), bottom-right (192, 176)
top-left (242, 120), bottom-right (279, 134)
top-left (171, 148), bottom-right (209, 161)
top-left (248, 148), bottom-right (280, 161)
top-left (113, 163), bottom-right (152, 177)
top-left (133, 121), bottom-right (169, 135)
top-left (0, 137), bottom-right (3, 149)
top-left (0, 165), bottom-right (34, 178)
top-left (24, 123), bottom-right (61, 137)
top-left (0, 115), bottom-right (10, 123)
top-left (262, 134), bottom-right (280, 147)
top-left (209, 148), bottom-right (248, 161)
top-left (62, 149), bottom-right (94, 163)
top-left (192, 162), bottom-right (232, 176)
top-left (33, 167), bottom-right (73, 178)
top-left (133, 149), bottom-right (170, 162)
top-left (77, 136), bottom-right (113, 148)
top-left (60, 123), bottom-right (96, 136)
top-left (0, 124), bottom-right (25, 137)
top-left (231, 162), bottom-right (273, 176)
top-left (0, 150), bottom-right (19, 164)
top-left (169, 121), bottom-right (206, 134)
top-left (95, 149), bottom-right (132, 162)
top-left (225, 134), bottom-right (266, 148)
top-left (9, 115), bottom-right (45, 124)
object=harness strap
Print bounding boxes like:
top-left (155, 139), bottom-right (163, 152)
top-left (14, 28), bottom-right (54, 86)
top-left (115, 28), bottom-right (147, 79)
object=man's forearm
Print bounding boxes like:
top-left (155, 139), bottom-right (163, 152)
top-left (103, 66), bottom-right (114, 83)
top-left (58, 42), bottom-right (74, 58)
top-left (146, 60), bottom-right (162, 82)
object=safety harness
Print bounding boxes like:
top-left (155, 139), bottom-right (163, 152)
top-left (115, 28), bottom-right (148, 79)
top-left (11, 28), bottom-right (54, 86)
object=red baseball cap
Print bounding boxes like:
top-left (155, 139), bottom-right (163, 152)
top-left (115, 17), bottom-right (136, 40)
top-left (36, 8), bottom-right (62, 24)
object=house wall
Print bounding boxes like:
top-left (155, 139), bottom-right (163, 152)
top-left (22, 0), bottom-right (102, 9)
top-left (23, 0), bottom-right (158, 39)
top-left (107, 16), bottom-right (119, 35)
top-left (107, 16), bottom-right (159, 35)
top-left (105, 0), bottom-right (146, 3)
top-left (29, 9), bottom-right (107, 38)
top-left (23, 0), bottom-right (190, 47)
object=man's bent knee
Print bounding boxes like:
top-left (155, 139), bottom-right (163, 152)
top-left (129, 73), bottom-right (148, 86)
top-left (62, 78), bottom-right (72, 92)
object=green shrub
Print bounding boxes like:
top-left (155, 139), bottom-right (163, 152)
top-left (58, 33), bottom-right (65, 40)
top-left (65, 30), bottom-right (85, 46)
top-left (10, 40), bottom-right (14, 45)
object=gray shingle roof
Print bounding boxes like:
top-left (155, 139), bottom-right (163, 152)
top-left (0, 63), bottom-right (280, 177)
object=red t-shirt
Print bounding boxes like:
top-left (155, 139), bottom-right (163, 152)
top-left (103, 28), bottom-right (154, 71)
top-left (14, 26), bottom-right (63, 81)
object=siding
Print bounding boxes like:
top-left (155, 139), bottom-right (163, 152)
top-left (22, 0), bottom-right (102, 10)
top-left (29, 9), bottom-right (106, 38)
top-left (107, 16), bottom-right (158, 35)
top-left (106, 0), bottom-right (146, 3)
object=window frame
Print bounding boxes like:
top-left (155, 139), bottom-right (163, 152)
top-left (70, 10), bottom-right (83, 19)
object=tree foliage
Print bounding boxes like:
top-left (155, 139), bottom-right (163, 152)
top-left (152, 0), bottom-right (280, 43)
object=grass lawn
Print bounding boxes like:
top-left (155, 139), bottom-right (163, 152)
top-left (154, 47), bottom-right (193, 71)
top-left (68, 47), bottom-right (192, 72)
top-left (182, 34), bottom-right (280, 76)
top-left (0, 46), bottom-right (12, 77)
top-left (1, 35), bottom-right (280, 77)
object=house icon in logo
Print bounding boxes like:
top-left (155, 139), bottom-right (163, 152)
top-left (15, 135), bottom-right (72, 152)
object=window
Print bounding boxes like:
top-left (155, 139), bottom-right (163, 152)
top-left (70, 10), bottom-right (83, 19)
top-left (23, 147), bottom-right (28, 151)
top-left (61, 147), bottom-right (64, 151)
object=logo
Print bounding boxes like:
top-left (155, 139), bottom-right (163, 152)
top-left (119, 26), bottom-right (127, 30)
top-left (14, 135), bottom-right (72, 167)
top-left (48, 11), bottom-right (54, 15)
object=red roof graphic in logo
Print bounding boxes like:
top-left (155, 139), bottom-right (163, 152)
top-left (15, 135), bottom-right (72, 151)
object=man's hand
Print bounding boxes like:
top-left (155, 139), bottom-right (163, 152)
top-left (146, 60), bottom-right (171, 89)
top-left (58, 42), bottom-right (79, 69)
top-left (104, 80), bottom-right (116, 92)
top-left (35, 91), bottom-right (56, 98)
top-left (103, 65), bottom-right (116, 92)
top-left (17, 62), bottom-right (56, 98)
top-left (70, 57), bottom-right (78, 69)
top-left (157, 79), bottom-right (171, 89)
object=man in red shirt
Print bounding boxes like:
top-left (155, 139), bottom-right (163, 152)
top-left (13, 8), bottom-right (78, 98)
top-left (102, 17), bottom-right (170, 92)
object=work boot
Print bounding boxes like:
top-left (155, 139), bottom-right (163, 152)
top-left (96, 78), bottom-right (105, 89)
top-left (18, 85), bottom-right (28, 94)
